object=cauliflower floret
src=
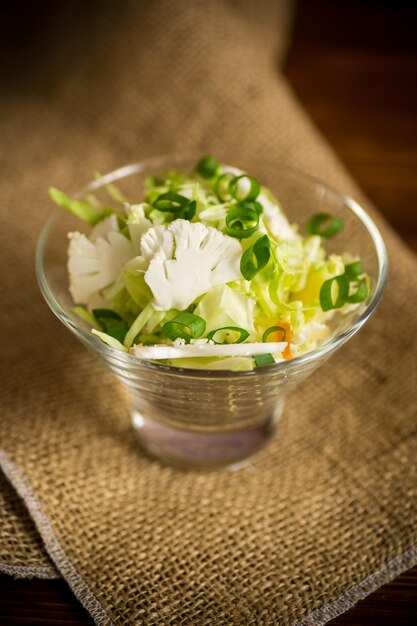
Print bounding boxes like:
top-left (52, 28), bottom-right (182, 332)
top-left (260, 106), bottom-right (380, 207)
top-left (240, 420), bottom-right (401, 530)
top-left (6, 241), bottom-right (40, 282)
top-left (125, 203), bottom-right (153, 253)
top-left (141, 219), bottom-right (242, 311)
top-left (89, 214), bottom-right (119, 242)
top-left (68, 229), bottom-right (135, 304)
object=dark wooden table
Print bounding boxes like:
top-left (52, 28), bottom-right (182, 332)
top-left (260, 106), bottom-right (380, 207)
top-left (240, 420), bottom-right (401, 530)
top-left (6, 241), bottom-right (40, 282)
top-left (1, 1), bottom-right (417, 624)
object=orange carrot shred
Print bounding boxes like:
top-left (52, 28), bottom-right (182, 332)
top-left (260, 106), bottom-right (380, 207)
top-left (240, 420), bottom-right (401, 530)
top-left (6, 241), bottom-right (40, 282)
top-left (267, 322), bottom-right (292, 360)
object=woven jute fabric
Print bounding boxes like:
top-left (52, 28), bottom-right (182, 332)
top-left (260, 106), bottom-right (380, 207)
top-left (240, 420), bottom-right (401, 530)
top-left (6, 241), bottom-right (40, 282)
top-left (0, 471), bottom-right (58, 579)
top-left (1, 1), bottom-right (417, 624)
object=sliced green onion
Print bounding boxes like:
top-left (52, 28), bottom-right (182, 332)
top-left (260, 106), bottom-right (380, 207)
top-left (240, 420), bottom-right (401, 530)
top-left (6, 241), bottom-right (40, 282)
top-left (225, 206), bottom-right (259, 239)
top-left (239, 199), bottom-right (263, 215)
top-left (214, 173), bottom-right (234, 201)
top-left (254, 353), bottom-right (275, 367)
top-left (344, 261), bottom-right (362, 280)
top-left (92, 309), bottom-right (129, 343)
top-left (182, 199), bottom-right (196, 221)
top-left (262, 325), bottom-right (287, 343)
top-left (319, 274), bottom-right (350, 311)
top-left (206, 326), bottom-right (250, 344)
top-left (240, 234), bottom-right (271, 280)
top-left (229, 175), bottom-right (260, 201)
top-left (196, 155), bottom-right (219, 179)
top-left (162, 312), bottom-right (206, 343)
top-left (153, 192), bottom-right (190, 212)
top-left (305, 212), bottom-right (345, 238)
top-left (347, 278), bottom-right (369, 303)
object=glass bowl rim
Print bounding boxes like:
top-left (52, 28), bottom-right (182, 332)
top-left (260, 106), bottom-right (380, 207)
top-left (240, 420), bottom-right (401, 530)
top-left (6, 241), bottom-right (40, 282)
top-left (36, 156), bottom-right (388, 379)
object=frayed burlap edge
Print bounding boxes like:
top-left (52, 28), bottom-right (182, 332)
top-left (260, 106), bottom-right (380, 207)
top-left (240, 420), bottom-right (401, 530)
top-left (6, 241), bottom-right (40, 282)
top-left (0, 450), bottom-right (115, 626)
top-left (1, 448), bottom-right (416, 626)
top-left (0, 561), bottom-right (59, 579)
top-left (293, 547), bottom-right (417, 626)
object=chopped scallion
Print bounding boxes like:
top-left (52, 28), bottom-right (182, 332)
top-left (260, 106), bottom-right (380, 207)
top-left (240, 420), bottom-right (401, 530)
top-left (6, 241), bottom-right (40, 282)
top-left (319, 274), bottom-right (350, 311)
top-left (162, 312), bottom-right (206, 343)
top-left (206, 326), bottom-right (250, 344)
top-left (262, 325), bottom-right (287, 343)
top-left (225, 206), bottom-right (259, 239)
top-left (240, 234), bottom-right (271, 280)
top-left (254, 353), bottom-right (275, 367)
top-left (229, 175), bottom-right (260, 202)
top-left (153, 192), bottom-right (190, 212)
top-left (305, 212), bottom-right (344, 238)
top-left (196, 155), bottom-right (219, 179)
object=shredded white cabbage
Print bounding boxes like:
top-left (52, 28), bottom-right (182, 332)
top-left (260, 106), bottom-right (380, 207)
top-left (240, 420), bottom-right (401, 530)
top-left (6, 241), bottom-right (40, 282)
top-left (50, 156), bottom-right (368, 368)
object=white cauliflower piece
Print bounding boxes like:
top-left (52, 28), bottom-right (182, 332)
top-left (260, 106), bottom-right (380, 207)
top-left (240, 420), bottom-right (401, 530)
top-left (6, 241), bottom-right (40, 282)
top-left (68, 229), bottom-right (135, 304)
top-left (89, 214), bottom-right (119, 242)
top-left (126, 203), bottom-right (153, 253)
top-left (141, 219), bottom-right (242, 311)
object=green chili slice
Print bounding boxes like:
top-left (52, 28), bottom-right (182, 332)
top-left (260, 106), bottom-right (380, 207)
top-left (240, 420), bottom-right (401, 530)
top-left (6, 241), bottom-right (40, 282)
top-left (229, 175), bottom-right (260, 201)
top-left (206, 326), bottom-right (250, 345)
top-left (306, 212), bottom-right (345, 238)
top-left (225, 206), bottom-right (259, 239)
top-left (162, 312), bottom-right (206, 343)
top-left (240, 235), bottom-right (271, 280)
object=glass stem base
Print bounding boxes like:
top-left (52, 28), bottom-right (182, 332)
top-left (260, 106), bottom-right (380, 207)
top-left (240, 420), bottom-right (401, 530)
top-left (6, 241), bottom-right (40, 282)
top-left (131, 399), bottom-right (284, 469)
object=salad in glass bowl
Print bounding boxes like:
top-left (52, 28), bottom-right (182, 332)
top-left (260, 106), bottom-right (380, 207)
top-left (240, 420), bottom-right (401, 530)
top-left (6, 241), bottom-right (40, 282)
top-left (49, 155), bottom-right (371, 372)
top-left (38, 155), bottom-right (387, 467)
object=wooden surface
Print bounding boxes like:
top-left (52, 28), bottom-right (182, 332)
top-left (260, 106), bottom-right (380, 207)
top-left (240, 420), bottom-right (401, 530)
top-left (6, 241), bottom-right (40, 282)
top-left (285, 0), bottom-right (417, 253)
top-left (1, 1), bottom-right (417, 624)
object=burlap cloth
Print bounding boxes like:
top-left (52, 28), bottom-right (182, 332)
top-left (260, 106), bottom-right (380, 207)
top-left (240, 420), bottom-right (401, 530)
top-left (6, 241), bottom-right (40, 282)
top-left (1, 1), bottom-right (416, 624)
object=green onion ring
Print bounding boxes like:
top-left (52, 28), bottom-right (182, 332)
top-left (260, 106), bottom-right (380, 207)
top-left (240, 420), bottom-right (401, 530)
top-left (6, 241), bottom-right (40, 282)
top-left (182, 199), bottom-right (196, 221)
top-left (162, 312), bottom-right (206, 343)
top-left (196, 155), bottom-right (219, 179)
top-left (240, 234), bottom-right (271, 280)
top-left (347, 279), bottom-right (369, 303)
top-left (153, 191), bottom-right (190, 212)
top-left (238, 199), bottom-right (263, 215)
top-left (225, 206), bottom-right (259, 239)
top-left (229, 175), bottom-right (260, 201)
top-left (344, 261), bottom-right (362, 280)
top-left (305, 212), bottom-right (345, 238)
top-left (206, 326), bottom-right (250, 345)
top-left (254, 353), bottom-right (275, 367)
top-left (214, 173), bottom-right (235, 201)
top-left (262, 325), bottom-right (287, 343)
top-left (319, 274), bottom-right (350, 311)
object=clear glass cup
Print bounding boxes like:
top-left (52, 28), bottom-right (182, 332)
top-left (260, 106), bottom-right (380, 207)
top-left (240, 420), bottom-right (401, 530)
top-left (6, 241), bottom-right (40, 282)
top-left (36, 156), bottom-right (388, 469)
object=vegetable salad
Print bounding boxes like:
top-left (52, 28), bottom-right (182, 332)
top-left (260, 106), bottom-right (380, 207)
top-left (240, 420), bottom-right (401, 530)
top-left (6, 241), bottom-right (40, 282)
top-left (49, 156), bottom-right (369, 370)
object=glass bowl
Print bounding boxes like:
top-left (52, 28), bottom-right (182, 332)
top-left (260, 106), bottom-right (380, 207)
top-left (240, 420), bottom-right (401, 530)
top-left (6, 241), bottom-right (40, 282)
top-left (36, 156), bottom-right (388, 469)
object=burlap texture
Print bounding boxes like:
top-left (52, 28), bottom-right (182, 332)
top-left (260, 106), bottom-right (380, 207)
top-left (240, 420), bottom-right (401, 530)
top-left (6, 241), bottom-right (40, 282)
top-left (1, 1), bottom-right (417, 624)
